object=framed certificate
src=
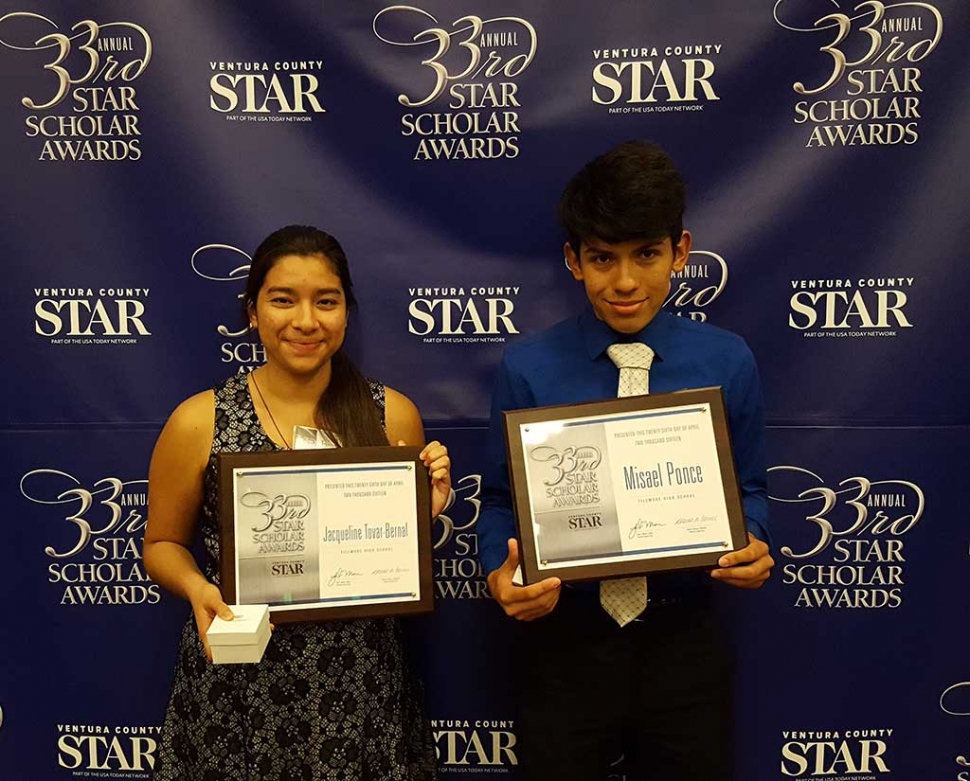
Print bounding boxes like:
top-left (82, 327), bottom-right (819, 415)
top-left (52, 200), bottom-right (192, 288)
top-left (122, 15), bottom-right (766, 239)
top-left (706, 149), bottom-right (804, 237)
top-left (217, 446), bottom-right (433, 622)
top-left (504, 387), bottom-right (748, 585)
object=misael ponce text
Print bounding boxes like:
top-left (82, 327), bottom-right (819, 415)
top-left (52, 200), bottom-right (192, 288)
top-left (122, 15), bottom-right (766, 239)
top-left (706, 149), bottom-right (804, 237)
top-left (624, 461), bottom-right (704, 490)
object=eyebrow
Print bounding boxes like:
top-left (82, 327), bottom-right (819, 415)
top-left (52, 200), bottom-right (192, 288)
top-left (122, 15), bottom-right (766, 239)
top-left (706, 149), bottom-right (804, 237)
top-left (582, 239), bottom-right (665, 254)
top-left (265, 286), bottom-right (343, 296)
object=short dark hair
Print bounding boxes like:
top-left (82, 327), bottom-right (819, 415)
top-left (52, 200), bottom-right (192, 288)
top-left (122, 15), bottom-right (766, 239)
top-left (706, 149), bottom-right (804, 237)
top-left (559, 140), bottom-right (686, 254)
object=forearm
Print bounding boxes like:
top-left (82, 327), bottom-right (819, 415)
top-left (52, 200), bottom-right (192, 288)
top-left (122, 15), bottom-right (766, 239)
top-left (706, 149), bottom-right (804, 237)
top-left (731, 346), bottom-right (770, 546)
top-left (144, 540), bottom-right (212, 604)
top-left (479, 356), bottom-right (530, 575)
top-left (744, 498), bottom-right (770, 545)
top-left (478, 503), bottom-right (517, 576)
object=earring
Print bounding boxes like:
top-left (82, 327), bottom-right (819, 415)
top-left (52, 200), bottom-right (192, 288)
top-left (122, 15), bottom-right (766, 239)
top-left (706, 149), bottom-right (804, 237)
top-left (563, 255), bottom-right (571, 271)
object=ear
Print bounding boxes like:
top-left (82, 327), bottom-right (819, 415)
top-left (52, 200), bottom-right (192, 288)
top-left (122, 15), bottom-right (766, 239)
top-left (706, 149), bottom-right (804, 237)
top-left (246, 301), bottom-right (257, 329)
top-left (671, 230), bottom-right (692, 274)
top-left (564, 242), bottom-right (583, 281)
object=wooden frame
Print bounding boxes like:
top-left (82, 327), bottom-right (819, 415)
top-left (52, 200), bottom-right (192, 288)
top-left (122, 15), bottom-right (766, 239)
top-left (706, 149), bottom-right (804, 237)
top-left (504, 387), bottom-right (748, 585)
top-left (218, 446), bottom-right (434, 622)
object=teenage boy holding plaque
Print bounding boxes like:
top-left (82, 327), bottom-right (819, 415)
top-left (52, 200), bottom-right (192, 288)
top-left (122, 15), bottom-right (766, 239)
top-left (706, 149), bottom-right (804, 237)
top-left (478, 141), bottom-right (773, 781)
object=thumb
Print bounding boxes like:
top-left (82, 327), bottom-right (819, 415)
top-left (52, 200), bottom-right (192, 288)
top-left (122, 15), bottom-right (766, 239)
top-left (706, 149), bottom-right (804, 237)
top-left (396, 439), bottom-right (406, 446)
top-left (503, 538), bottom-right (520, 571)
top-left (203, 590), bottom-right (233, 621)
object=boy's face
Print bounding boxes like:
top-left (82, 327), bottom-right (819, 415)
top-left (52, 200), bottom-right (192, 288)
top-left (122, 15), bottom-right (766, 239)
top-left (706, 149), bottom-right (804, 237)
top-left (565, 232), bottom-right (691, 334)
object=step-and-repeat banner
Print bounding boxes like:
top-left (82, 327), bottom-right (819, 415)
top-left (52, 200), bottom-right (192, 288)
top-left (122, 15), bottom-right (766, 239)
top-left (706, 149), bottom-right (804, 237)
top-left (1, 1), bottom-right (967, 779)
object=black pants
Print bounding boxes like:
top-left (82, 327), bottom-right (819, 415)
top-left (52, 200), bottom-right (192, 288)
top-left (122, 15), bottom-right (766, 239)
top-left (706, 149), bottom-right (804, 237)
top-left (516, 590), bottom-right (734, 781)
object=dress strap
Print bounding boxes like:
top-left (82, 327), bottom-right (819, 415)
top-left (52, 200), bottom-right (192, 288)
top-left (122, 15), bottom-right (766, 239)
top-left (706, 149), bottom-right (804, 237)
top-left (367, 378), bottom-right (387, 427)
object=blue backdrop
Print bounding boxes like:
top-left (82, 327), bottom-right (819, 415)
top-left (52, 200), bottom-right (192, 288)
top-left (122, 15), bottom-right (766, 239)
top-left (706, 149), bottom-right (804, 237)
top-left (1, 1), bottom-right (967, 779)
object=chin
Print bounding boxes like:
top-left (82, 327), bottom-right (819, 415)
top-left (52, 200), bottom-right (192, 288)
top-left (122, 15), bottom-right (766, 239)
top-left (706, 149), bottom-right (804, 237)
top-left (606, 318), bottom-right (648, 335)
top-left (284, 357), bottom-right (329, 375)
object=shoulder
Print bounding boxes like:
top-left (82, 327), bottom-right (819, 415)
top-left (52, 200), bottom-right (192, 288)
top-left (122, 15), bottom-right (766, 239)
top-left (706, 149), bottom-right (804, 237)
top-left (158, 390), bottom-right (216, 452)
top-left (660, 316), bottom-right (761, 411)
top-left (502, 315), bottom-right (582, 371)
top-left (664, 314), bottom-right (756, 365)
top-left (383, 385), bottom-right (424, 446)
top-left (169, 389), bottom-right (215, 429)
top-left (150, 389), bottom-right (215, 478)
top-left (665, 312), bottom-right (748, 345)
top-left (384, 385), bottom-right (419, 419)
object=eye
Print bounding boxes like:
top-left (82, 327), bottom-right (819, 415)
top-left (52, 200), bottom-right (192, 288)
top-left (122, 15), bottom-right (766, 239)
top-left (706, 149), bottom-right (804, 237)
top-left (318, 297), bottom-right (341, 307)
top-left (639, 248), bottom-right (660, 260)
top-left (270, 295), bottom-right (293, 305)
top-left (589, 254), bottom-right (612, 265)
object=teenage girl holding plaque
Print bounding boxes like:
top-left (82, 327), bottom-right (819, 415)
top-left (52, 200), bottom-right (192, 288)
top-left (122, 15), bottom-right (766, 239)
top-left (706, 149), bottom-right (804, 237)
top-left (145, 225), bottom-right (450, 781)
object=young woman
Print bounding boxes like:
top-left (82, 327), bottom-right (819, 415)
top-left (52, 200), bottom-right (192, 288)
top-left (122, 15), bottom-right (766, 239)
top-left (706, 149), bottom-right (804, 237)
top-left (145, 225), bottom-right (449, 780)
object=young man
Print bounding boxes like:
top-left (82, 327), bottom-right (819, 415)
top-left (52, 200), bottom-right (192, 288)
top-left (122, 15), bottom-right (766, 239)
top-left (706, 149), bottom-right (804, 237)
top-left (477, 141), bottom-right (773, 781)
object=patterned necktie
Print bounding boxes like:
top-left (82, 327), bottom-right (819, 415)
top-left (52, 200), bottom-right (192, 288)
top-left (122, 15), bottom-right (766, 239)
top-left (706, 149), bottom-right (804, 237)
top-left (601, 342), bottom-right (655, 627)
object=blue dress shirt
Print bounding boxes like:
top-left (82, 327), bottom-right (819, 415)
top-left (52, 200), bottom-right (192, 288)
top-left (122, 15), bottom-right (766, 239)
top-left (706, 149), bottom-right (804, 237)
top-left (478, 309), bottom-right (768, 596)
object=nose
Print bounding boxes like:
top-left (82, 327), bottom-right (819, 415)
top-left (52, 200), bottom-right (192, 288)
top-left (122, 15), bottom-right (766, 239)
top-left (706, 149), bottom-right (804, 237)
top-left (291, 301), bottom-right (318, 331)
top-left (612, 259), bottom-right (638, 293)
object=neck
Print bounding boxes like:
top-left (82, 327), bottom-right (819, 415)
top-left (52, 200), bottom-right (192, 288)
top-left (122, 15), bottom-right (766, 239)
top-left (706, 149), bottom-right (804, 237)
top-left (253, 360), bottom-right (332, 406)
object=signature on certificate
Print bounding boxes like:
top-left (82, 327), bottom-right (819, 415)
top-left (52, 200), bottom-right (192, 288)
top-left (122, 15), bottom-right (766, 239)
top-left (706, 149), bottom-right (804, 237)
top-left (372, 566), bottom-right (409, 583)
top-left (675, 515), bottom-right (716, 526)
top-left (628, 517), bottom-right (665, 539)
top-left (327, 567), bottom-right (363, 587)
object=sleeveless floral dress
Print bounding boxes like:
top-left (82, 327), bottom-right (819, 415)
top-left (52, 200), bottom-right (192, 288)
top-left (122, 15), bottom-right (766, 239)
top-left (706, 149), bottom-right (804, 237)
top-left (154, 373), bottom-right (436, 781)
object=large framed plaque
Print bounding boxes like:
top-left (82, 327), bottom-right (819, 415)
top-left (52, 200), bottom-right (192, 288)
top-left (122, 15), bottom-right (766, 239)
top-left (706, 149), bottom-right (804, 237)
top-left (504, 387), bottom-right (748, 585)
top-left (218, 446), bottom-right (433, 623)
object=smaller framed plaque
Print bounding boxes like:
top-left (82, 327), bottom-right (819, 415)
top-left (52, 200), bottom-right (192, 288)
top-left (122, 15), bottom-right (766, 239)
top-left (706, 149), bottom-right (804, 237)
top-left (218, 446), bottom-right (434, 623)
top-left (504, 387), bottom-right (748, 585)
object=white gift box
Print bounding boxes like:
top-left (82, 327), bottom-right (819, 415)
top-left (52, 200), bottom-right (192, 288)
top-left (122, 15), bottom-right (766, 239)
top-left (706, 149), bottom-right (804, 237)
top-left (206, 604), bottom-right (271, 665)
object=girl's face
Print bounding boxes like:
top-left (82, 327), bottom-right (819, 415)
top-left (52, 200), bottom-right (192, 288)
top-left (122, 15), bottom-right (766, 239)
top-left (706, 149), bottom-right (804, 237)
top-left (249, 253), bottom-right (348, 377)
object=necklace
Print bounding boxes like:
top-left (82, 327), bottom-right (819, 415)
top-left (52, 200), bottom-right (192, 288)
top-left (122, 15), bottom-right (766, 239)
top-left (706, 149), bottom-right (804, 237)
top-left (250, 371), bottom-right (291, 449)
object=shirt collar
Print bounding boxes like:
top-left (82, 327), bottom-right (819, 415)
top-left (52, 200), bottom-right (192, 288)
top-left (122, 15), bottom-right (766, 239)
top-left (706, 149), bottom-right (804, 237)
top-left (579, 307), bottom-right (674, 363)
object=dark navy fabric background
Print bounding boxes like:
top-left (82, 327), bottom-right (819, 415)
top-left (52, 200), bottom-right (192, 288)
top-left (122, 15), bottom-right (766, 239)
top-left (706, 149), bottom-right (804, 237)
top-left (1, 1), bottom-right (967, 779)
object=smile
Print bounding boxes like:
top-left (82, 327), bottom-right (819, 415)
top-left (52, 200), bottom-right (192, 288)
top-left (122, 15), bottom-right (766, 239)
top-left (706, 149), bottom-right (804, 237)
top-left (606, 299), bottom-right (646, 314)
top-left (286, 340), bottom-right (322, 352)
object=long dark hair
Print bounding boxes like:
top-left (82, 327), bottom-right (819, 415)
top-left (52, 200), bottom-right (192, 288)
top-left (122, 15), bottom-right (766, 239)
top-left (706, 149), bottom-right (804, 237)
top-left (243, 225), bottom-right (386, 448)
